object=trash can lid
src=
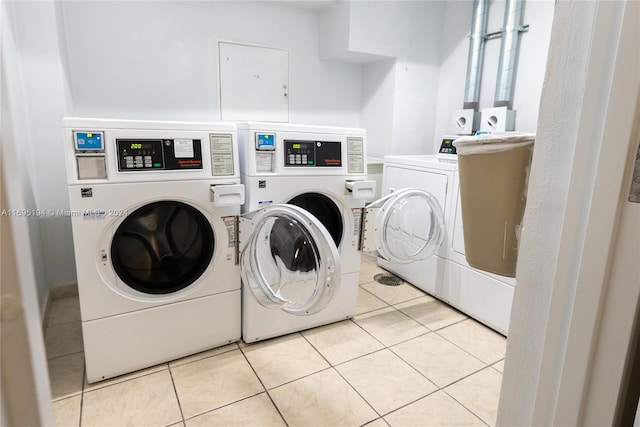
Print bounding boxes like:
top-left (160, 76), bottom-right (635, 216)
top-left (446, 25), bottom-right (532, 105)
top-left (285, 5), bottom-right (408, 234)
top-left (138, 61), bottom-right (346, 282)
top-left (453, 132), bottom-right (535, 155)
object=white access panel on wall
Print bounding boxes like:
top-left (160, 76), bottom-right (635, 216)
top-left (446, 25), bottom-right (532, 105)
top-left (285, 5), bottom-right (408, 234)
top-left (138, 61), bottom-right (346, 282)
top-left (219, 42), bottom-right (289, 122)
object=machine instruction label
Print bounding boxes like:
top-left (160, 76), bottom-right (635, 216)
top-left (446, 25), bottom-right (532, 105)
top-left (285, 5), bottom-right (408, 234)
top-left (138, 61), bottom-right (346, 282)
top-left (210, 134), bottom-right (235, 176)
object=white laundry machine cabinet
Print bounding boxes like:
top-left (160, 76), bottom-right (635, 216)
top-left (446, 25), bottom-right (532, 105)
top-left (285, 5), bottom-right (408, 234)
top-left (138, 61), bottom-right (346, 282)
top-left (64, 118), bottom-right (245, 382)
top-left (236, 122), bottom-right (377, 342)
top-left (379, 154), bottom-right (515, 335)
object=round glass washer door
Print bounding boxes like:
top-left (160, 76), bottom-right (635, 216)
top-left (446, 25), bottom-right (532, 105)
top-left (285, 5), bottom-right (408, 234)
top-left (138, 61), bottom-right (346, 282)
top-left (368, 188), bottom-right (445, 263)
top-left (240, 204), bottom-right (341, 315)
top-left (110, 201), bottom-right (215, 294)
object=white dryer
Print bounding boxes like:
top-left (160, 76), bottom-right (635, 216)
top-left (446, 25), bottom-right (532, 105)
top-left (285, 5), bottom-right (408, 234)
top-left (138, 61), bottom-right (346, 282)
top-left (64, 118), bottom-right (245, 382)
top-left (379, 153), bottom-right (515, 335)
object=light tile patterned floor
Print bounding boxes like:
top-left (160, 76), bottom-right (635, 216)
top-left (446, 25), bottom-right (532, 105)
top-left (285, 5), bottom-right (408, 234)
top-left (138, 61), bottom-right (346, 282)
top-left (48, 255), bottom-right (506, 427)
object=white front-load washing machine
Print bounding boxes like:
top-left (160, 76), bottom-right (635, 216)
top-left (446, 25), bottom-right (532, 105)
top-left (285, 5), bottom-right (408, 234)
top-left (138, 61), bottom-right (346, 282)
top-left (235, 123), bottom-right (445, 343)
top-left (379, 153), bottom-right (515, 335)
top-left (64, 118), bottom-right (245, 382)
top-left (236, 122), bottom-right (376, 342)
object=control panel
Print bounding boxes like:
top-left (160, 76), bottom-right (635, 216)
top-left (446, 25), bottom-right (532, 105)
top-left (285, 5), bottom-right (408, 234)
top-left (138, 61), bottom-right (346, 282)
top-left (438, 136), bottom-right (458, 156)
top-left (116, 139), bottom-right (203, 171)
top-left (284, 140), bottom-right (341, 167)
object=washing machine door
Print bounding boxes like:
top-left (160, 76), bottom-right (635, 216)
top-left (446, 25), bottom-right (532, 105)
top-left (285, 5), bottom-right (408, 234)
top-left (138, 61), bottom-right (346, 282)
top-left (239, 204), bottom-right (341, 315)
top-left (361, 188), bottom-right (444, 263)
top-left (110, 200), bottom-right (215, 294)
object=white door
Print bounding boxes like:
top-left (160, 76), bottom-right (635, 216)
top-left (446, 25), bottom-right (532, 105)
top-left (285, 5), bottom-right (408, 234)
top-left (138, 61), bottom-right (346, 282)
top-left (219, 42), bottom-right (289, 122)
top-left (239, 204), bottom-right (341, 315)
top-left (362, 188), bottom-right (445, 263)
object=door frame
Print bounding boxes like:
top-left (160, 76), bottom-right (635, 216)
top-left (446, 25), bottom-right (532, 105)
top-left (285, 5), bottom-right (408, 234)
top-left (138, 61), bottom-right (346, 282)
top-left (498, 1), bottom-right (640, 425)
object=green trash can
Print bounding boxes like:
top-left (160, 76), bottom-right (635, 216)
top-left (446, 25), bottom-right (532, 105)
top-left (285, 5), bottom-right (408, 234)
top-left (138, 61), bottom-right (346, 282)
top-left (453, 133), bottom-right (535, 277)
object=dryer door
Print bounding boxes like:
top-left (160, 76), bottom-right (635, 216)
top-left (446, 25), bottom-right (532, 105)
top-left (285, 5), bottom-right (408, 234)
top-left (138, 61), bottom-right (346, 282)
top-left (361, 188), bottom-right (444, 263)
top-left (239, 204), bottom-right (341, 315)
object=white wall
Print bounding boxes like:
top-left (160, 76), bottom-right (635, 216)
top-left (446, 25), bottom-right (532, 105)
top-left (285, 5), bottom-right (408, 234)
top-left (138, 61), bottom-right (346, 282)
top-left (2, 1), bottom-right (54, 311)
top-left (60, 1), bottom-right (362, 126)
top-left (432, 0), bottom-right (554, 150)
top-left (361, 60), bottom-right (396, 158)
top-left (10, 1), bottom-right (76, 289)
top-left (389, 1), bottom-right (442, 155)
top-left (324, 1), bottom-right (443, 157)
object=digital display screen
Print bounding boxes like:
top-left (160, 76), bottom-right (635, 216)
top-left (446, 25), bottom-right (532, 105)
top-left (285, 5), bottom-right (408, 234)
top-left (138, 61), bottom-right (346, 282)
top-left (75, 132), bottom-right (104, 151)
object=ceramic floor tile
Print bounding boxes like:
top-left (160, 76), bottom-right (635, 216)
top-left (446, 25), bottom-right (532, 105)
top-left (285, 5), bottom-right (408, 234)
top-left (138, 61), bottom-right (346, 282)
top-left (269, 368), bottom-right (378, 427)
top-left (52, 394), bottom-right (81, 427)
top-left (359, 262), bottom-right (390, 284)
top-left (445, 367), bottom-right (503, 426)
top-left (391, 333), bottom-right (486, 388)
top-left (301, 320), bottom-right (384, 365)
top-left (360, 281), bottom-right (426, 305)
top-left (84, 362), bottom-right (167, 392)
top-left (47, 296), bottom-right (81, 327)
top-left (384, 390), bottom-right (485, 427)
top-left (45, 322), bottom-right (84, 359)
top-left (492, 359), bottom-right (505, 373)
top-left (395, 296), bottom-right (468, 331)
top-left (356, 287), bottom-right (389, 315)
top-left (171, 349), bottom-right (264, 419)
top-left (242, 333), bottom-right (329, 389)
top-left (48, 352), bottom-right (85, 401)
top-left (169, 343), bottom-right (239, 368)
top-left (360, 253), bottom-right (379, 266)
top-left (336, 349), bottom-right (437, 415)
top-left (437, 319), bottom-right (507, 364)
top-left (185, 393), bottom-right (285, 427)
top-left (81, 370), bottom-right (181, 426)
top-left (354, 307), bottom-right (429, 346)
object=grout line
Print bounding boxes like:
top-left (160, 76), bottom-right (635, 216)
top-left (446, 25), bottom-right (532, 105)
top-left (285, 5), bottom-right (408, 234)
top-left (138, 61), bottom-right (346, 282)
top-left (377, 388), bottom-right (441, 420)
top-left (237, 346), bottom-right (289, 426)
top-left (167, 364), bottom-right (186, 424)
top-left (180, 391), bottom-right (268, 425)
top-left (78, 363), bottom-right (86, 427)
top-left (350, 307), bottom-right (433, 349)
top-left (299, 331), bottom-right (334, 368)
top-left (441, 388), bottom-right (493, 427)
top-left (330, 365), bottom-right (380, 420)
top-left (432, 326), bottom-right (505, 366)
